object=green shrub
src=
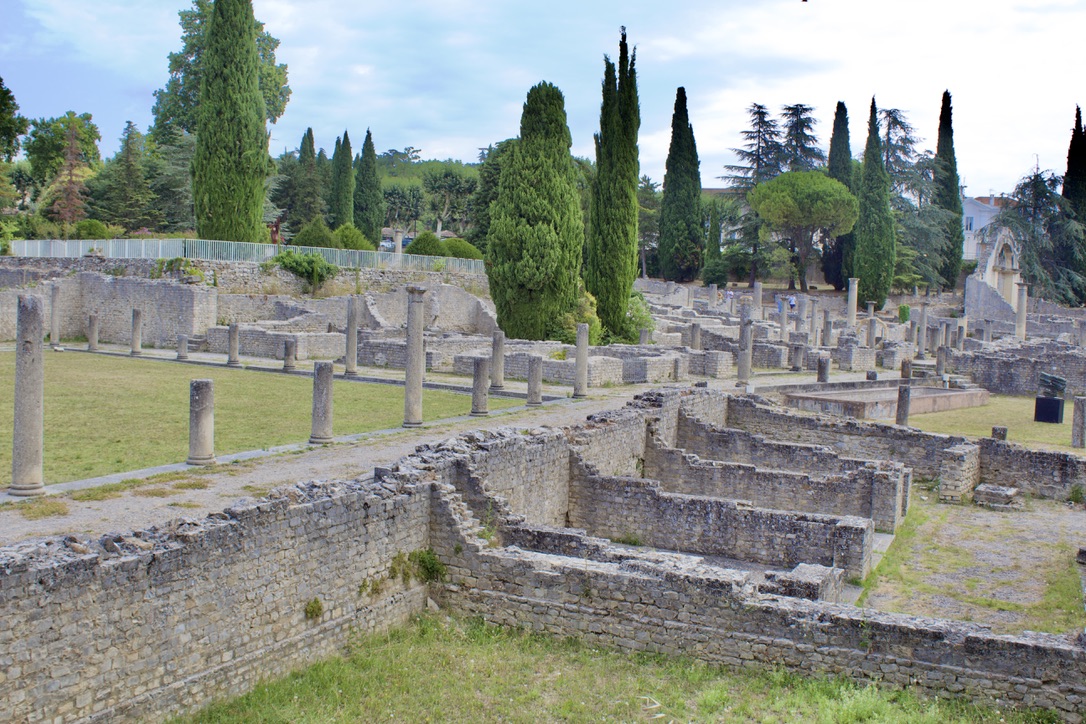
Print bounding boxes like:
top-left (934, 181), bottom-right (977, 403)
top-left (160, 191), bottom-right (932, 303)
top-left (73, 219), bottom-right (114, 240)
top-left (443, 238), bottom-right (483, 260)
top-left (1070, 485), bottom-right (1084, 505)
top-left (333, 223), bottom-right (376, 251)
top-left (606, 291), bottom-right (654, 344)
top-left (408, 549), bottom-right (447, 583)
top-left (292, 217), bottom-right (340, 248)
top-left (304, 597), bottom-right (323, 620)
top-left (273, 249), bottom-right (338, 292)
top-left (404, 231), bottom-right (445, 257)
top-left (550, 284), bottom-right (602, 345)
top-left (15, 214), bottom-right (60, 240)
top-left (0, 240), bottom-right (10, 256)
top-left (898, 304), bottom-right (910, 324)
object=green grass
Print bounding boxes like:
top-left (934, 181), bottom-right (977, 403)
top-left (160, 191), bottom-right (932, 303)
top-left (0, 353), bottom-right (518, 485)
top-left (175, 614), bottom-right (1058, 723)
top-left (10, 497), bottom-right (70, 520)
top-left (908, 395), bottom-right (1079, 450)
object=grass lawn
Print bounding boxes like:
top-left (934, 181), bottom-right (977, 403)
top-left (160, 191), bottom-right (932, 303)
top-left (175, 614), bottom-right (1057, 723)
top-left (0, 352), bottom-right (517, 485)
top-left (907, 394), bottom-right (1079, 450)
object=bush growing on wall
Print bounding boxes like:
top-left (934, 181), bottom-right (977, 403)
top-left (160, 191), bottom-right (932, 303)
top-left (273, 249), bottom-right (338, 293)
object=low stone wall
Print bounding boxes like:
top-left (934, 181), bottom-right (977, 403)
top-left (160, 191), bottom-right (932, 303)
top-left (206, 325), bottom-right (345, 360)
top-left (978, 438), bottom-right (1086, 499)
top-left (951, 348), bottom-right (1086, 397)
top-left (454, 352), bottom-right (626, 387)
top-left (0, 479), bottom-right (429, 723)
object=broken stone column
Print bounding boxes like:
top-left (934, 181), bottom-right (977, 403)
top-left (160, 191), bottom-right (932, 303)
top-left (708, 283), bottom-right (718, 308)
top-left (403, 285), bottom-right (426, 427)
top-left (573, 323), bottom-right (589, 398)
top-left (895, 385), bottom-right (911, 426)
top-left (639, 328), bottom-right (651, 345)
top-left (309, 361), bottom-right (334, 444)
top-left (10, 296), bottom-right (45, 496)
top-left (991, 426), bottom-right (1008, 441)
top-left (916, 304), bottom-right (929, 360)
top-left (186, 379), bottom-right (216, 466)
top-left (49, 284), bottom-right (61, 348)
top-left (737, 299), bottom-right (753, 386)
top-left (1016, 284), bottom-right (1028, 340)
top-left (935, 346), bottom-right (947, 376)
top-left (282, 339), bottom-right (297, 372)
top-left (752, 281), bottom-right (763, 320)
top-left (1074, 397), bottom-right (1086, 449)
top-left (808, 298), bottom-right (819, 346)
top-left (490, 330), bottom-right (505, 391)
top-left (796, 295), bottom-right (808, 332)
top-left (981, 324), bottom-right (992, 343)
top-left (1077, 319), bottom-right (1086, 347)
top-left (866, 370), bottom-right (879, 381)
top-left (822, 309), bottom-right (833, 347)
top-left (846, 278), bottom-right (859, 327)
top-left (789, 343), bottom-right (805, 372)
top-left (956, 317), bottom-right (968, 351)
top-left (867, 316), bottom-right (878, 348)
top-left (901, 358), bottom-right (912, 379)
top-left (907, 320), bottom-right (916, 344)
top-left (227, 323), bottom-right (241, 367)
top-left (527, 355), bottom-right (543, 407)
top-left (471, 357), bottom-right (490, 417)
top-left (177, 335), bottom-right (189, 361)
top-left (778, 306), bottom-right (789, 341)
top-left (130, 309), bottom-right (143, 356)
top-left (344, 296), bottom-right (359, 377)
top-left (817, 354), bottom-right (830, 383)
top-left (690, 322), bottom-right (702, 351)
top-left (87, 314), bottom-right (99, 352)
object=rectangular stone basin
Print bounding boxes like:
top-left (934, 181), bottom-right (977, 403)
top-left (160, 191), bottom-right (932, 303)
top-left (782, 385), bottom-right (990, 420)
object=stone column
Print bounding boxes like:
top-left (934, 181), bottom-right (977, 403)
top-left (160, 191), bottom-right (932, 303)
top-left (916, 304), bottom-right (929, 360)
top-left (895, 385), bottom-right (911, 426)
top-left (866, 301), bottom-right (876, 318)
top-left (49, 284), bottom-right (61, 348)
top-left (690, 322), bottom-right (702, 351)
top-left (1076, 320), bottom-right (1086, 347)
top-left (527, 355), bottom-right (544, 407)
top-left (796, 295), bottom-right (809, 332)
top-left (752, 281), bottom-right (763, 320)
top-left (907, 320), bottom-right (916, 344)
top-left (789, 343), bottom-right (805, 372)
top-left (1016, 284), bottom-right (1028, 340)
top-left (822, 309), bottom-right (833, 348)
top-left (708, 283), bottom-right (718, 308)
top-left (935, 346), bottom-right (947, 376)
top-left (901, 358), bottom-right (912, 379)
top-left (490, 330), bottom-right (505, 391)
top-left (186, 379), bottom-right (216, 466)
top-left (403, 285), bottom-right (426, 427)
top-left (737, 299), bottom-right (753, 386)
top-left (573, 323), bottom-right (589, 398)
top-left (227, 323), bottom-right (241, 367)
top-left (471, 357), bottom-right (490, 417)
top-left (283, 339), bottom-right (297, 371)
top-left (309, 361), bottom-right (334, 444)
top-left (639, 328), bottom-right (651, 345)
top-left (846, 278), bottom-right (859, 327)
top-left (177, 335), bottom-right (189, 360)
top-left (778, 307), bottom-right (789, 341)
top-left (87, 314), bottom-right (99, 352)
top-left (981, 324), bottom-right (992, 343)
top-left (867, 317), bottom-right (878, 348)
top-left (808, 298), bottom-right (819, 346)
top-left (1073, 396), bottom-right (1086, 448)
top-left (940, 320), bottom-right (951, 348)
top-left (817, 354), bottom-right (830, 383)
top-left (344, 296), bottom-right (359, 377)
top-left (130, 309), bottom-right (143, 356)
top-left (957, 316), bottom-right (968, 350)
top-left (10, 296), bottom-right (45, 496)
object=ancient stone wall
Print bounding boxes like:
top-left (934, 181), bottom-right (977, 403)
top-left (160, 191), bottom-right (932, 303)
top-left (205, 325), bottom-right (345, 360)
top-left (0, 480), bottom-right (429, 723)
top-left (951, 348), bottom-right (1086, 397)
top-left (977, 438), bottom-right (1086, 499)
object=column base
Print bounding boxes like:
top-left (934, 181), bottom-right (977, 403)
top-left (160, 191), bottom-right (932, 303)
top-left (283, 365), bottom-right (296, 372)
top-left (470, 411), bottom-right (489, 417)
top-left (572, 393), bottom-right (587, 399)
top-left (344, 370), bottom-right (358, 378)
top-left (7, 484), bottom-right (46, 497)
top-left (489, 385), bottom-right (504, 392)
top-left (526, 401), bottom-right (542, 407)
top-left (308, 436), bottom-right (332, 445)
top-left (130, 351), bottom-right (142, 356)
top-left (177, 354), bottom-right (189, 361)
top-left (186, 455), bottom-right (216, 466)
top-left (227, 361), bottom-right (241, 367)
top-left (402, 421), bottom-right (422, 428)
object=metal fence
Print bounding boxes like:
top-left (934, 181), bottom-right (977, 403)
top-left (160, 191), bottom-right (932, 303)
top-left (9, 238), bottom-right (487, 275)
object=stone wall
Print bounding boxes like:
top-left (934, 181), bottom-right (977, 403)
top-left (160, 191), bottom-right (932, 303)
top-left (978, 438), bottom-right (1086, 499)
top-left (454, 351), bottom-right (626, 386)
top-left (205, 325), bottom-right (346, 360)
top-left (0, 479), bottom-right (429, 723)
top-left (951, 348), bottom-right (1086, 397)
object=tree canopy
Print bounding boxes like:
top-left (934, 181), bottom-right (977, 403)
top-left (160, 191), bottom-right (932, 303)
top-left (933, 90), bottom-right (964, 288)
top-left (23, 112), bottom-right (101, 188)
top-left (658, 87), bottom-right (702, 282)
top-left (852, 98), bottom-right (897, 308)
top-left (0, 76), bottom-right (28, 162)
top-left (353, 129), bottom-right (385, 245)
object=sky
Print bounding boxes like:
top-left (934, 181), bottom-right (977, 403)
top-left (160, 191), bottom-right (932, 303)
top-left (2, 0), bottom-right (1083, 197)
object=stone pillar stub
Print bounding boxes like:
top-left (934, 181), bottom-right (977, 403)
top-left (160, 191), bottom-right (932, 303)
top-left (227, 323), bottom-right (241, 367)
top-left (991, 426), bottom-right (1008, 441)
top-left (1016, 284), bottom-right (1028, 340)
top-left (639, 328), bottom-right (651, 345)
top-left (916, 304), bottom-right (929, 360)
top-left (11, 296), bottom-right (45, 496)
top-left (901, 358), bottom-right (912, 379)
top-left (345, 296), bottom-right (359, 377)
top-left (935, 345), bottom-right (947, 376)
top-left (403, 285), bottom-right (427, 427)
top-left (573, 323), bottom-right (589, 398)
top-left (737, 299), bottom-right (753, 385)
top-left (186, 379), bottom-right (216, 466)
top-left (816, 354), bottom-right (830, 383)
top-left (822, 309), bottom-right (833, 348)
top-left (177, 335), bottom-right (189, 360)
top-left (490, 330), bottom-right (505, 390)
top-left (690, 322), bottom-right (702, 351)
top-left (752, 282), bottom-right (763, 320)
top-left (846, 278), bottom-right (859, 327)
top-left (87, 314), bottom-right (99, 352)
top-left (49, 284), bottom-right (61, 348)
top-left (527, 355), bottom-right (544, 406)
top-left (471, 357), bottom-right (490, 417)
top-left (283, 339), bottom-right (297, 371)
top-left (310, 361), bottom-right (334, 444)
top-left (1073, 397), bottom-right (1086, 448)
top-left (867, 317), bottom-right (878, 348)
top-left (896, 385), bottom-right (911, 426)
top-left (130, 309), bottom-right (143, 356)
top-left (708, 283), bottom-right (718, 308)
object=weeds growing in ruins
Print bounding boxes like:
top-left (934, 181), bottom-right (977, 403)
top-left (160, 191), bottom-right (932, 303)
top-left (611, 533), bottom-right (643, 547)
top-left (1070, 484), bottom-right (1084, 505)
top-left (177, 613), bottom-right (1061, 723)
top-left (9, 497), bottom-right (70, 520)
top-left (304, 598), bottom-right (323, 620)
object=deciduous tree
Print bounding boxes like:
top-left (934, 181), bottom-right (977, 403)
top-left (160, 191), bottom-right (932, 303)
top-left (0, 76), bottom-right (28, 162)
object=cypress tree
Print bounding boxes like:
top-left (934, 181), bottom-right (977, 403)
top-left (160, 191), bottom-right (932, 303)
top-left (288, 127), bottom-right (323, 232)
top-left (658, 87), bottom-right (702, 282)
top-left (330, 129), bottom-right (353, 229)
top-left (852, 98), bottom-right (896, 308)
top-left (486, 82), bottom-right (584, 340)
top-left (933, 90), bottom-right (964, 288)
top-left (192, 0), bottom-right (267, 242)
top-left (822, 101), bottom-right (852, 290)
top-left (586, 28), bottom-right (640, 338)
top-left (1063, 106), bottom-right (1086, 222)
top-left (353, 129), bottom-right (385, 245)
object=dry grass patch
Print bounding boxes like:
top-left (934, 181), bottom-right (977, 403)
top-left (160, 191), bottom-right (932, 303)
top-left (908, 395), bottom-right (1080, 450)
top-left (13, 497), bottom-right (70, 520)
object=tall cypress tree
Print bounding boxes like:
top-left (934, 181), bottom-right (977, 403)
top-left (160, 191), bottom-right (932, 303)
top-left (933, 90), bottom-right (964, 288)
top-left (658, 87), bottom-right (702, 282)
top-left (586, 28), bottom-right (640, 339)
top-left (192, 0), bottom-right (267, 242)
top-left (852, 98), bottom-right (896, 308)
top-left (1063, 106), bottom-right (1086, 222)
top-left (353, 128), bottom-right (384, 245)
top-left (288, 127), bottom-right (323, 232)
top-left (486, 82), bottom-right (584, 340)
top-left (329, 129), bottom-right (353, 229)
top-left (822, 101), bottom-right (852, 290)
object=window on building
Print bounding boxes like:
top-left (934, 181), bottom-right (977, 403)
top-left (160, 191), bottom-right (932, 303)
top-left (964, 216), bottom-right (974, 231)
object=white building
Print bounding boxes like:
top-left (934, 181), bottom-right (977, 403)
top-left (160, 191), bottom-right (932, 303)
top-left (962, 194), bottom-right (1009, 261)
